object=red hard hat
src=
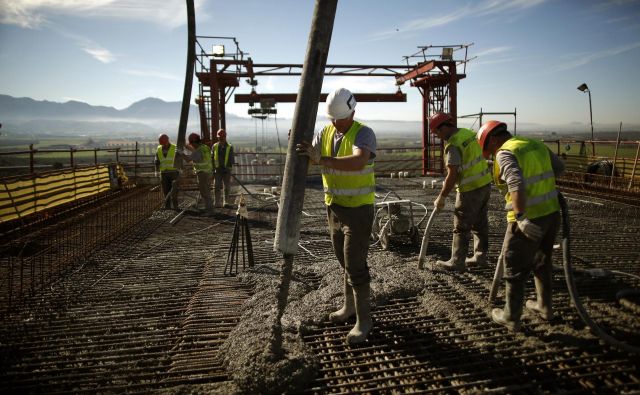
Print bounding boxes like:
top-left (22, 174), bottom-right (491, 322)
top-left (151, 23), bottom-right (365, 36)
top-left (188, 133), bottom-right (201, 144)
top-left (477, 120), bottom-right (507, 158)
top-left (429, 112), bottom-right (453, 133)
top-left (158, 133), bottom-right (169, 145)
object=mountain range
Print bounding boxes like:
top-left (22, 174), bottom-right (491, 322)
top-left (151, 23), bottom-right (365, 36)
top-left (1, 94), bottom-right (637, 138)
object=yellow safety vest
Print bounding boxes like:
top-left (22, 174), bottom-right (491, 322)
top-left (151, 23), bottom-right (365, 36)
top-left (445, 128), bottom-right (492, 193)
top-left (320, 121), bottom-right (375, 207)
top-left (193, 144), bottom-right (213, 173)
top-left (157, 144), bottom-right (177, 172)
top-left (213, 142), bottom-right (232, 168)
top-left (494, 136), bottom-right (560, 222)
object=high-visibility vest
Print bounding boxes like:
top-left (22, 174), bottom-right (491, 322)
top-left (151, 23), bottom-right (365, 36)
top-left (213, 142), bottom-right (232, 168)
top-left (494, 136), bottom-right (560, 222)
top-left (320, 121), bottom-right (375, 207)
top-left (445, 128), bottom-right (492, 192)
top-left (156, 144), bottom-right (177, 172)
top-left (193, 144), bottom-right (213, 173)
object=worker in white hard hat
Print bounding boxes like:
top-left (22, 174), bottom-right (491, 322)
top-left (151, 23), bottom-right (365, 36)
top-left (478, 121), bottom-right (564, 331)
top-left (182, 132), bottom-right (214, 214)
top-left (428, 112), bottom-right (492, 272)
top-left (155, 133), bottom-right (180, 210)
top-left (297, 87), bottom-right (377, 345)
top-left (212, 128), bottom-right (234, 208)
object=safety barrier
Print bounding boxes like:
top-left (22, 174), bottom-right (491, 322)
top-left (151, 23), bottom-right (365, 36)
top-left (0, 164), bottom-right (127, 224)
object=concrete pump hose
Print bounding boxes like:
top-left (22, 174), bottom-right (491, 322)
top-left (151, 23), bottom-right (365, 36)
top-left (559, 192), bottom-right (640, 354)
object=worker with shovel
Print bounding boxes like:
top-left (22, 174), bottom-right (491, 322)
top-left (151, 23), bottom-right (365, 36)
top-left (155, 133), bottom-right (180, 210)
top-left (297, 87), bottom-right (377, 345)
top-left (478, 120), bottom-right (564, 331)
top-left (429, 112), bottom-right (492, 272)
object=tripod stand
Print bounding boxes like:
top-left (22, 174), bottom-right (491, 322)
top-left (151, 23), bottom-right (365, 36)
top-left (224, 195), bottom-right (254, 276)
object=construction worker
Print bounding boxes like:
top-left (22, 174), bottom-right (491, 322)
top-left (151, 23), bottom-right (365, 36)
top-left (297, 87), bottom-right (376, 345)
top-left (212, 128), bottom-right (234, 208)
top-left (429, 112), bottom-right (492, 272)
top-left (155, 133), bottom-right (179, 210)
top-left (478, 121), bottom-right (565, 331)
top-left (183, 132), bottom-right (214, 213)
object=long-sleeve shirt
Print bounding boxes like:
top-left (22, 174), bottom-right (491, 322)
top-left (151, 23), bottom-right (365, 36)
top-left (496, 148), bottom-right (565, 192)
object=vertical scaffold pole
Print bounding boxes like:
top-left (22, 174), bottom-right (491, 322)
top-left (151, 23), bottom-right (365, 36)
top-left (272, 0), bottom-right (338, 358)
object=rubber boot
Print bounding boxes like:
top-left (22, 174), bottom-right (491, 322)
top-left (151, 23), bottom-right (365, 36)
top-left (526, 269), bottom-right (553, 320)
top-left (465, 232), bottom-right (488, 267)
top-left (434, 233), bottom-right (467, 272)
top-left (492, 281), bottom-right (524, 331)
top-left (329, 275), bottom-right (355, 323)
top-left (346, 283), bottom-right (372, 345)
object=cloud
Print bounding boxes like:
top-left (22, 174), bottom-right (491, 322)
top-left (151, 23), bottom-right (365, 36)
top-left (550, 41), bottom-right (640, 72)
top-left (83, 45), bottom-right (116, 63)
top-left (0, 0), bottom-right (206, 29)
top-left (369, 0), bottom-right (546, 41)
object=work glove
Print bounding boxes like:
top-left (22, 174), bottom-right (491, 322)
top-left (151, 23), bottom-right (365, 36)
top-left (517, 216), bottom-right (544, 242)
top-left (296, 141), bottom-right (321, 164)
top-left (433, 195), bottom-right (445, 211)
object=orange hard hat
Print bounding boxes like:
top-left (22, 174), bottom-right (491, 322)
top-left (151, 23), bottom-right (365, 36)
top-left (429, 112), bottom-right (453, 133)
top-left (217, 129), bottom-right (226, 137)
top-left (188, 133), bottom-right (201, 144)
top-left (477, 120), bottom-right (507, 158)
top-left (158, 133), bottom-right (169, 145)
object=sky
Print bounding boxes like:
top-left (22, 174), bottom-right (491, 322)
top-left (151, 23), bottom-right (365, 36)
top-left (1, 0), bottom-right (640, 130)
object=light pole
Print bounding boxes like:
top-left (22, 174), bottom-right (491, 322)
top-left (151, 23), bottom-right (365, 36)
top-left (577, 83), bottom-right (595, 155)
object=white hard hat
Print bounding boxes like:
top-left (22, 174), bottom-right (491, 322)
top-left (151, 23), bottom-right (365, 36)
top-left (326, 88), bottom-right (356, 120)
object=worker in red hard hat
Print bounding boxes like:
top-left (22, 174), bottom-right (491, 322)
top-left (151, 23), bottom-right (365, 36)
top-left (428, 112), bottom-right (493, 272)
top-left (478, 120), bottom-right (565, 331)
top-left (212, 128), bottom-right (234, 208)
top-left (182, 132), bottom-right (214, 213)
top-left (155, 133), bottom-right (179, 210)
top-left (296, 87), bottom-right (376, 345)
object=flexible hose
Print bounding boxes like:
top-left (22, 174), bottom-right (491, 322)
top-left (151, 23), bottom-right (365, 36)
top-left (559, 192), bottom-right (640, 354)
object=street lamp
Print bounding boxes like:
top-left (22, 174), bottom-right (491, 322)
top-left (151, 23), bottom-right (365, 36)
top-left (577, 83), bottom-right (595, 154)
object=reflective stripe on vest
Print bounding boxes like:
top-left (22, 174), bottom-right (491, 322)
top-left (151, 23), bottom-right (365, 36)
top-left (445, 128), bottom-right (492, 192)
top-left (193, 144), bottom-right (213, 173)
top-left (494, 136), bottom-right (560, 222)
top-left (320, 121), bottom-right (375, 207)
top-left (213, 142), bottom-right (232, 168)
top-left (157, 144), bottom-right (177, 172)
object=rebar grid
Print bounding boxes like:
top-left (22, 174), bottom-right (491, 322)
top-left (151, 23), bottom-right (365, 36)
top-left (0, 178), bottom-right (638, 393)
top-left (0, 187), bottom-right (163, 314)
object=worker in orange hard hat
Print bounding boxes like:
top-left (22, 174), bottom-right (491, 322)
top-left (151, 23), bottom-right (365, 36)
top-left (212, 128), bottom-right (234, 208)
top-left (296, 87), bottom-right (376, 345)
top-left (155, 133), bottom-right (180, 210)
top-left (428, 112), bottom-right (492, 272)
top-left (477, 120), bottom-right (564, 331)
top-left (182, 132), bottom-right (214, 213)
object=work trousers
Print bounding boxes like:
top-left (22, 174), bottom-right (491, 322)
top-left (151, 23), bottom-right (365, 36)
top-left (501, 211), bottom-right (561, 286)
top-left (327, 203), bottom-right (374, 286)
top-left (196, 171), bottom-right (213, 211)
top-left (453, 183), bottom-right (491, 257)
top-left (160, 171), bottom-right (179, 209)
top-left (214, 169), bottom-right (231, 207)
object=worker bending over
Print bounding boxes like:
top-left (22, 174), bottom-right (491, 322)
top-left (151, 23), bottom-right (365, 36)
top-left (183, 133), bottom-right (214, 214)
top-left (478, 121), bottom-right (564, 331)
top-left (429, 113), bottom-right (492, 272)
top-left (297, 88), bottom-right (376, 345)
top-left (212, 128), bottom-right (234, 208)
top-left (155, 133), bottom-right (179, 210)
